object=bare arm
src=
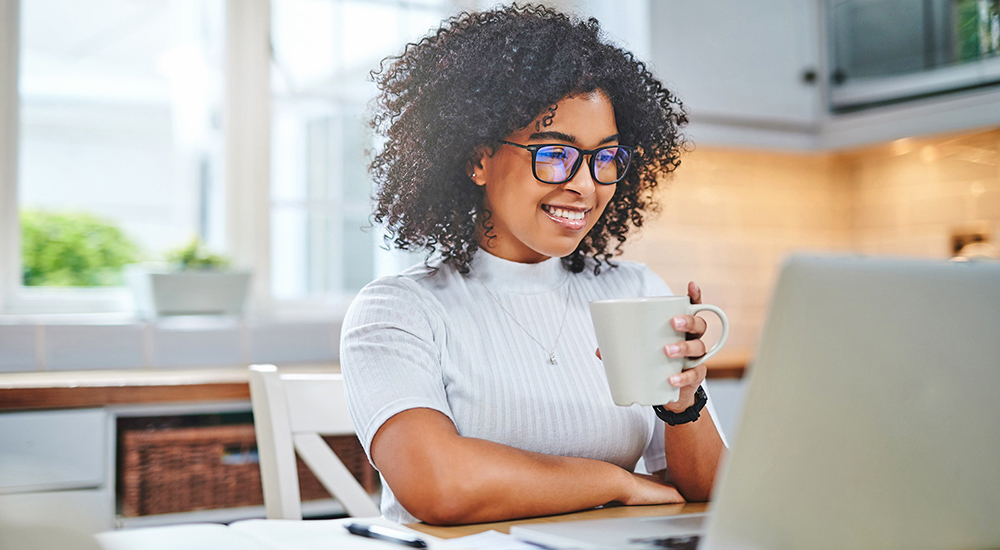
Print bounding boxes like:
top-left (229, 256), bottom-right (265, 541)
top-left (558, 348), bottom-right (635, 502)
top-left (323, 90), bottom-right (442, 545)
top-left (371, 408), bottom-right (685, 525)
top-left (627, 366), bottom-right (726, 501)
top-left (661, 400), bottom-right (726, 501)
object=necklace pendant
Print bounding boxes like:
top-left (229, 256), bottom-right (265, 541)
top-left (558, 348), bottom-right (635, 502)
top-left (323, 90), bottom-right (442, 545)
top-left (549, 353), bottom-right (557, 365)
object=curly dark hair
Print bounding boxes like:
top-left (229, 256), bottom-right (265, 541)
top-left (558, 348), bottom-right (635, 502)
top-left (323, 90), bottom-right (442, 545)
top-left (369, 3), bottom-right (687, 274)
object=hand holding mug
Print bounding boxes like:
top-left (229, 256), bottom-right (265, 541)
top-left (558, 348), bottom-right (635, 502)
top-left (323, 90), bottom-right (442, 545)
top-left (660, 282), bottom-right (711, 412)
top-left (591, 282), bottom-right (729, 407)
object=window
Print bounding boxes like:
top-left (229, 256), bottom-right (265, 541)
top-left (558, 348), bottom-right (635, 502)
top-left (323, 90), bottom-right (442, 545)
top-left (1, 0), bottom-right (226, 313)
top-left (269, 0), bottom-right (451, 304)
top-left (1, 0), bottom-right (456, 315)
top-left (1, 0), bottom-right (548, 315)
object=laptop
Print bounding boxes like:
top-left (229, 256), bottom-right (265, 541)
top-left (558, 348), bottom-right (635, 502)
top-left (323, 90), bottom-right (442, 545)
top-left (512, 254), bottom-right (1000, 549)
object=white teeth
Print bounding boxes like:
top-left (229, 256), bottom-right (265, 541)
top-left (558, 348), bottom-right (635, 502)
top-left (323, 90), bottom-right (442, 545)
top-left (546, 206), bottom-right (585, 221)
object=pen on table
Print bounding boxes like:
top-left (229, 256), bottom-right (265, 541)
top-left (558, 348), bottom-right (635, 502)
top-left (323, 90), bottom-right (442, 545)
top-left (345, 522), bottom-right (428, 548)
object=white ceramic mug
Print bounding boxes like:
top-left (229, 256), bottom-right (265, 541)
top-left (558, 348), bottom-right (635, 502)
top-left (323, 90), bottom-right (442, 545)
top-left (589, 296), bottom-right (730, 406)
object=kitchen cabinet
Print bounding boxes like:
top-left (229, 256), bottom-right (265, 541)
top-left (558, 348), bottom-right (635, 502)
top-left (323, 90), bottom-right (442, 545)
top-left (649, 0), bottom-right (822, 131)
top-left (0, 367), bottom-right (366, 532)
top-left (0, 408), bottom-right (114, 533)
top-left (0, 409), bottom-right (107, 492)
top-left (0, 402), bottom-right (353, 532)
top-left (647, 0), bottom-right (1000, 151)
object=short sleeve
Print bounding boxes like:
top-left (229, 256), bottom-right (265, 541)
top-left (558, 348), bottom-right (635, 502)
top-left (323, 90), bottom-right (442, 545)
top-left (339, 276), bottom-right (455, 463)
top-left (642, 414), bottom-right (667, 473)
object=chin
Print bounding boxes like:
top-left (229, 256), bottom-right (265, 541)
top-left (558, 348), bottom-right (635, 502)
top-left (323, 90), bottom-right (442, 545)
top-left (536, 240), bottom-right (585, 260)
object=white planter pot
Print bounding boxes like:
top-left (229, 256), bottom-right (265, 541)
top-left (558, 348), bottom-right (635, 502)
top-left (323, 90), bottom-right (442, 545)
top-left (126, 267), bottom-right (252, 318)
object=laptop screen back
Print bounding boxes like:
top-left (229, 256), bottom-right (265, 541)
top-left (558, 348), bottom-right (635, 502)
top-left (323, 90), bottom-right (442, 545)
top-left (704, 255), bottom-right (1000, 549)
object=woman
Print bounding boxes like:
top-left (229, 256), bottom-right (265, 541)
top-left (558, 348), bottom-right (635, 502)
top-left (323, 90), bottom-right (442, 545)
top-left (341, 4), bottom-right (726, 525)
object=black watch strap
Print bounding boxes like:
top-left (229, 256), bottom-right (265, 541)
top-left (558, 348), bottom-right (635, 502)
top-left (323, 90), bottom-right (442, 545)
top-left (653, 385), bottom-right (708, 426)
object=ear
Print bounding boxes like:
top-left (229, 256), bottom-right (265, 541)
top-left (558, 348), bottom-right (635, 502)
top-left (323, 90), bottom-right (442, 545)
top-left (466, 149), bottom-right (488, 187)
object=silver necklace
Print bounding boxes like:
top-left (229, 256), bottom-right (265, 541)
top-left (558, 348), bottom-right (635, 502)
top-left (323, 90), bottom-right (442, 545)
top-left (470, 269), bottom-right (572, 365)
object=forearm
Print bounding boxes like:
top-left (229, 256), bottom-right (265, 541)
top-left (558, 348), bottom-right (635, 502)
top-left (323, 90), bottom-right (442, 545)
top-left (662, 408), bottom-right (726, 502)
top-left (411, 436), bottom-right (632, 524)
top-left (372, 408), bottom-right (655, 525)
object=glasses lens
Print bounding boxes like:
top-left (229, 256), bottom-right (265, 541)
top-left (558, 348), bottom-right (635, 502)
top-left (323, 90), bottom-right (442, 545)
top-left (534, 145), bottom-right (580, 183)
top-left (593, 146), bottom-right (631, 184)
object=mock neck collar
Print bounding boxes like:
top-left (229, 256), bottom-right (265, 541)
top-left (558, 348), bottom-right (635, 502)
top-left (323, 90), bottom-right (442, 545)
top-left (468, 249), bottom-right (569, 294)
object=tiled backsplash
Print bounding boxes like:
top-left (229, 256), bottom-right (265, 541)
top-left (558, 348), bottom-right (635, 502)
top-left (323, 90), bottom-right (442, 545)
top-left (0, 325), bottom-right (36, 371)
top-left (44, 324), bottom-right (146, 371)
top-left (624, 127), bottom-right (1000, 352)
top-left (149, 317), bottom-right (243, 368)
top-left (0, 317), bottom-right (342, 373)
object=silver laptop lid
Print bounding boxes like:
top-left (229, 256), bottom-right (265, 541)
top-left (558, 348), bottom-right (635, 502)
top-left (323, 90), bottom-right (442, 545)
top-left (704, 255), bottom-right (1000, 549)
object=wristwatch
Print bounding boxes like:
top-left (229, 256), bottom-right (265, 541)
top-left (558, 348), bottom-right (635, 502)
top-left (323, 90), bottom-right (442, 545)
top-left (653, 385), bottom-right (708, 426)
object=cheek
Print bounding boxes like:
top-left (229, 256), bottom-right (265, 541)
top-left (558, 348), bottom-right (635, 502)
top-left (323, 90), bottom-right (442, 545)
top-left (594, 186), bottom-right (618, 217)
top-left (484, 181), bottom-right (539, 225)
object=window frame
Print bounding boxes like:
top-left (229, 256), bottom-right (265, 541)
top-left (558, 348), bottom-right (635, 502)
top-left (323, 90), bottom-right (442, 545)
top-left (0, 0), bottom-right (272, 316)
top-left (1, 0), bottom-right (23, 315)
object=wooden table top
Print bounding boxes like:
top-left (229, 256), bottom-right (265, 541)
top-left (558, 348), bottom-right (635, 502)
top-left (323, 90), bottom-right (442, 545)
top-left (0, 364), bottom-right (337, 411)
top-left (407, 502), bottom-right (710, 539)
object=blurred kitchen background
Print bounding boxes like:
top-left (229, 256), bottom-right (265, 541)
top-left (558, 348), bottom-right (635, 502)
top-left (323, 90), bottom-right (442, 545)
top-left (1, 0), bottom-right (999, 535)
top-left (2, 0), bottom-right (999, 334)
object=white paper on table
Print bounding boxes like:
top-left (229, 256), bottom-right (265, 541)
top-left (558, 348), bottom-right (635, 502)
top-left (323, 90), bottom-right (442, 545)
top-left (229, 517), bottom-right (453, 550)
top-left (96, 523), bottom-right (276, 550)
top-left (436, 530), bottom-right (549, 550)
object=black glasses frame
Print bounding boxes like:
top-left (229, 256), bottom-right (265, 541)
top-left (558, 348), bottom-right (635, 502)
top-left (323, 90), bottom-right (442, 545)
top-left (501, 141), bottom-right (634, 185)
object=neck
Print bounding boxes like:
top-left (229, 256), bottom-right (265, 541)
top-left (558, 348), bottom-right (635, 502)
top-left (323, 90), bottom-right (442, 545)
top-left (475, 221), bottom-right (550, 264)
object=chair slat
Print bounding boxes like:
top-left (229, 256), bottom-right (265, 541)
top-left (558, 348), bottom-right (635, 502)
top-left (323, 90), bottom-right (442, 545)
top-left (249, 365), bottom-right (377, 520)
top-left (293, 433), bottom-right (380, 518)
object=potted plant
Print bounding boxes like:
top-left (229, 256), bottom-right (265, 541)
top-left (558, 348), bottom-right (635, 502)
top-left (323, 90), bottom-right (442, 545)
top-left (127, 237), bottom-right (251, 318)
top-left (21, 210), bottom-right (142, 287)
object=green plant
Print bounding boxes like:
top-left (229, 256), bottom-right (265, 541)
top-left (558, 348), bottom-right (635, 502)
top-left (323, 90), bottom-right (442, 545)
top-left (166, 236), bottom-right (230, 270)
top-left (21, 210), bottom-right (142, 287)
top-left (954, 0), bottom-right (1000, 61)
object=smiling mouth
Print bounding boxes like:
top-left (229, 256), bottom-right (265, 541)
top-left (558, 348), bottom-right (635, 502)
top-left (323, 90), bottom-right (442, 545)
top-left (542, 204), bottom-right (591, 230)
top-left (542, 205), bottom-right (589, 220)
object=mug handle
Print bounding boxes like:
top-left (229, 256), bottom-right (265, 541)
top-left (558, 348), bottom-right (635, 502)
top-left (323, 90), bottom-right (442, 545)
top-left (684, 304), bottom-right (729, 370)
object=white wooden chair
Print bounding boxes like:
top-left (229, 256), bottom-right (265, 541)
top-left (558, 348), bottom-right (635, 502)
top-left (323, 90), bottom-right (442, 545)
top-left (248, 364), bottom-right (380, 519)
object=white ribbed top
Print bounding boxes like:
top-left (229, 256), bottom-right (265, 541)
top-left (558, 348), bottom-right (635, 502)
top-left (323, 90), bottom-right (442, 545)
top-left (340, 250), bottom-right (716, 523)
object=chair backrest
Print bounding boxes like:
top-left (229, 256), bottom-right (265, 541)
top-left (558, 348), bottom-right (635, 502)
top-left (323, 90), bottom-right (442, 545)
top-left (248, 364), bottom-right (380, 519)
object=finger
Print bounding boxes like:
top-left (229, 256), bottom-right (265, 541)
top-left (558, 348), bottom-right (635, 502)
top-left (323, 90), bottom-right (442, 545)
top-left (664, 339), bottom-right (707, 359)
top-left (671, 315), bottom-right (707, 337)
top-left (669, 364), bottom-right (707, 388)
top-left (687, 281), bottom-right (702, 305)
top-left (595, 348), bottom-right (602, 360)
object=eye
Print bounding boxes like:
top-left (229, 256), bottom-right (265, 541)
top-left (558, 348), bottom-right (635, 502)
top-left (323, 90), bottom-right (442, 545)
top-left (594, 148), bottom-right (617, 165)
top-left (536, 146), bottom-right (574, 163)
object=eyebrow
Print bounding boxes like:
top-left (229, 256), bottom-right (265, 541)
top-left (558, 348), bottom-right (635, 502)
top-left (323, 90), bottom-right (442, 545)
top-left (526, 131), bottom-right (620, 145)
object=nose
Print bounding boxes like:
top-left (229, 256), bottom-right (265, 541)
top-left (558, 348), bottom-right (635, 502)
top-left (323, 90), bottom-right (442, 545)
top-left (562, 156), bottom-right (598, 196)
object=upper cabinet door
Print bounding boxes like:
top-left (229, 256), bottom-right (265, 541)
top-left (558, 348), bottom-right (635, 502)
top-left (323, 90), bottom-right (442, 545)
top-left (649, 0), bottom-right (822, 129)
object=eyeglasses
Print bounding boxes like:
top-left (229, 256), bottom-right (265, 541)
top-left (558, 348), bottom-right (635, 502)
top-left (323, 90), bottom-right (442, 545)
top-left (501, 141), bottom-right (634, 185)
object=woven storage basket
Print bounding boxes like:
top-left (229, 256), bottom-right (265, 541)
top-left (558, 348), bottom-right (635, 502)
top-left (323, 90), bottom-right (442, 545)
top-left (120, 423), bottom-right (377, 517)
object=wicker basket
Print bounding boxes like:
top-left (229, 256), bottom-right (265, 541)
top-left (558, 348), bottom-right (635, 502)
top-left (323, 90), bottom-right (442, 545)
top-left (120, 423), bottom-right (377, 517)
